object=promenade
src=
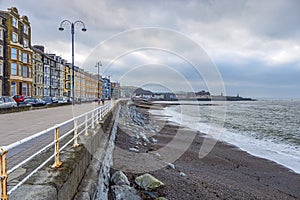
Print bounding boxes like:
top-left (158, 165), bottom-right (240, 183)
top-left (0, 102), bottom-right (101, 146)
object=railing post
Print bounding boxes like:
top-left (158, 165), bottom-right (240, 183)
top-left (73, 119), bottom-right (79, 147)
top-left (100, 106), bottom-right (102, 120)
top-left (85, 115), bottom-right (88, 136)
top-left (52, 127), bottom-right (62, 168)
top-left (1, 148), bottom-right (8, 200)
top-left (97, 108), bottom-right (100, 124)
top-left (92, 111), bottom-right (95, 129)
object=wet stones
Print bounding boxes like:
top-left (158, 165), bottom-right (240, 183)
top-left (110, 171), bottom-right (141, 200)
top-left (110, 171), bottom-right (166, 200)
top-left (118, 104), bottom-right (159, 153)
top-left (135, 173), bottom-right (164, 191)
top-left (111, 185), bottom-right (141, 200)
top-left (111, 171), bottom-right (130, 186)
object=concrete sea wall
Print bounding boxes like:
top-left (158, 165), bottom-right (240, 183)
top-left (10, 103), bottom-right (119, 200)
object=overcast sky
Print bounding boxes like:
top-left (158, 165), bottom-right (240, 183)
top-left (1, 0), bottom-right (300, 99)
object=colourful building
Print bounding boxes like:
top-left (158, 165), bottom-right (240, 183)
top-left (84, 71), bottom-right (99, 100)
top-left (64, 63), bottom-right (71, 98)
top-left (102, 76), bottom-right (111, 99)
top-left (0, 15), bottom-right (6, 96)
top-left (0, 7), bottom-right (120, 100)
top-left (0, 7), bottom-right (33, 96)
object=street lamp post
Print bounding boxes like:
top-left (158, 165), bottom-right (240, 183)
top-left (58, 20), bottom-right (87, 105)
top-left (95, 61), bottom-right (102, 105)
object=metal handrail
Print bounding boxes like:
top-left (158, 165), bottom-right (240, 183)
top-left (1, 100), bottom-right (115, 199)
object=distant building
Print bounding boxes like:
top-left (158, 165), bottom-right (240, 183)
top-left (74, 66), bottom-right (83, 100)
top-left (102, 76), bottom-right (111, 99)
top-left (0, 7), bottom-right (121, 99)
top-left (42, 54), bottom-right (51, 96)
top-left (94, 74), bottom-right (102, 100)
top-left (83, 70), bottom-right (98, 100)
top-left (58, 58), bottom-right (66, 97)
top-left (32, 45), bottom-right (44, 97)
top-left (46, 54), bottom-right (60, 97)
top-left (195, 90), bottom-right (210, 97)
top-left (111, 81), bottom-right (120, 99)
top-left (0, 7), bottom-right (33, 96)
top-left (64, 63), bottom-right (71, 97)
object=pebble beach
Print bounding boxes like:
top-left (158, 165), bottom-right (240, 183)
top-left (109, 101), bottom-right (300, 199)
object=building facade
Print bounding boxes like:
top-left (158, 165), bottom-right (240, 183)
top-left (58, 59), bottom-right (66, 97)
top-left (0, 15), bottom-right (6, 96)
top-left (32, 45), bottom-right (44, 97)
top-left (84, 72), bottom-right (98, 100)
top-left (111, 81), bottom-right (120, 99)
top-left (0, 7), bottom-right (33, 96)
top-left (64, 63), bottom-right (71, 98)
top-left (102, 76), bottom-right (111, 99)
top-left (0, 7), bottom-right (121, 100)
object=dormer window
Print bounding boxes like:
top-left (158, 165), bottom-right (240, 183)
top-left (12, 17), bottom-right (18, 28)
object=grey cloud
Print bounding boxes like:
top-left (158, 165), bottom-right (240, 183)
top-left (1, 0), bottom-right (299, 98)
top-left (242, 0), bottom-right (300, 39)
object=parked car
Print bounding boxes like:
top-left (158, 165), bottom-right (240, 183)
top-left (13, 94), bottom-right (25, 103)
top-left (19, 98), bottom-right (46, 107)
top-left (57, 97), bottom-right (68, 104)
top-left (17, 99), bottom-right (31, 107)
top-left (0, 96), bottom-right (18, 109)
top-left (42, 96), bottom-right (59, 105)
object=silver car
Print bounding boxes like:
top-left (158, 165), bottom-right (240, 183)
top-left (0, 96), bottom-right (18, 109)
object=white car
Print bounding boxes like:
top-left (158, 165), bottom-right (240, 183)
top-left (0, 96), bottom-right (18, 109)
top-left (58, 97), bottom-right (68, 104)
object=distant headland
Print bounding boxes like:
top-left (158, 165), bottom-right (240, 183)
top-left (122, 87), bottom-right (256, 101)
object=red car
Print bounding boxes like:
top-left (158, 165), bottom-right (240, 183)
top-left (13, 95), bottom-right (25, 103)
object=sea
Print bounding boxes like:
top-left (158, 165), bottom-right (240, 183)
top-left (150, 100), bottom-right (300, 174)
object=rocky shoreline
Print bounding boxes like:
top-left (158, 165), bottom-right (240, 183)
top-left (109, 101), bottom-right (300, 199)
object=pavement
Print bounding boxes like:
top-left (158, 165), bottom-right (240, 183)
top-left (0, 102), bottom-right (102, 146)
top-left (0, 101), bottom-right (109, 189)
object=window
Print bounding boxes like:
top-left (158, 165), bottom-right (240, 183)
top-left (24, 24), bottom-right (28, 34)
top-left (12, 32), bottom-right (18, 42)
top-left (12, 17), bottom-right (18, 28)
top-left (0, 45), bottom-right (3, 57)
top-left (0, 61), bottom-right (3, 76)
top-left (23, 66), bottom-right (27, 77)
top-left (11, 48), bottom-right (17, 60)
top-left (28, 84), bottom-right (31, 96)
top-left (23, 53), bottom-right (27, 63)
top-left (23, 39), bottom-right (28, 48)
top-left (11, 63), bottom-right (17, 75)
top-left (11, 82), bottom-right (16, 96)
top-left (22, 82), bottom-right (27, 95)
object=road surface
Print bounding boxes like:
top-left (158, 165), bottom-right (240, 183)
top-left (0, 102), bottom-right (102, 146)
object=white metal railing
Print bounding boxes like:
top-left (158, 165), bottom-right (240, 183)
top-left (0, 101), bottom-right (114, 200)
